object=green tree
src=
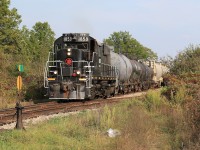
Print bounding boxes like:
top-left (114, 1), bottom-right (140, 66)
top-left (170, 45), bottom-right (200, 75)
top-left (30, 22), bottom-right (55, 62)
top-left (104, 31), bottom-right (157, 60)
top-left (14, 22), bottom-right (55, 76)
top-left (18, 22), bottom-right (55, 64)
top-left (159, 55), bottom-right (174, 68)
top-left (0, 1), bottom-right (55, 101)
top-left (17, 22), bottom-right (55, 100)
top-left (0, 0), bottom-right (21, 53)
top-left (17, 26), bottom-right (32, 62)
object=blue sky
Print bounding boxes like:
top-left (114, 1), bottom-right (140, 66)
top-left (11, 0), bottom-right (200, 58)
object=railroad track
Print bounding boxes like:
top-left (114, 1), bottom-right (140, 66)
top-left (0, 91), bottom-right (146, 128)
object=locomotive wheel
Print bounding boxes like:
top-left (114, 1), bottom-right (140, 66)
top-left (115, 87), bottom-right (119, 95)
top-left (103, 95), bottom-right (107, 99)
top-left (128, 86), bottom-right (132, 93)
top-left (103, 89), bottom-right (108, 99)
top-left (111, 90), bottom-right (115, 97)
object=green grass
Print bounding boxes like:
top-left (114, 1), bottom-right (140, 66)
top-left (0, 88), bottom-right (196, 149)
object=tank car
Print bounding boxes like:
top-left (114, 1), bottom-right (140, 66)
top-left (130, 60), bottom-right (153, 91)
top-left (110, 51), bottom-right (154, 93)
top-left (110, 51), bottom-right (133, 93)
top-left (144, 60), bottom-right (169, 87)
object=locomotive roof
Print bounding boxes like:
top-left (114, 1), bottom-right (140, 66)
top-left (54, 33), bottom-right (103, 46)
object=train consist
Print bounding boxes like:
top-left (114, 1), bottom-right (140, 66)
top-left (44, 33), bottom-right (168, 100)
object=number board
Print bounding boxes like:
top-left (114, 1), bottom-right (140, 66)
top-left (63, 33), bottom-right (89, 42)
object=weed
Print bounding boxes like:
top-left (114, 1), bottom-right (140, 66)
top-left (100, 105), bottom-right (116, 130)
top-left (144, 89), bottom-right (165, 111)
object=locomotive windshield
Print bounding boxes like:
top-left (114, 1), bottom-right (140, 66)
top-left (64, 43), bottom-right (88, 49)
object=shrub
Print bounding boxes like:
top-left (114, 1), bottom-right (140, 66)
top-left (144, 89), bottom-right (166, 111)
top-left (170, 45), bottom-right (200, 75)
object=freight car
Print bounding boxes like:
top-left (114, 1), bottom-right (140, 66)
top-left (143, 60), bottom-right (169, 87)
top-left (44, 33), bottom-right (167, 100)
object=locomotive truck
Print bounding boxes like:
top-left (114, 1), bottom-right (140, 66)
top-left (44, 33), bottom-right (168, 100)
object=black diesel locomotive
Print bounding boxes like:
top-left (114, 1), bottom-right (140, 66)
top-left (44, 33), bottom-right (167, 100)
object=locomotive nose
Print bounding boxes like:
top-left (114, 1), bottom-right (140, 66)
top-left (61, 81), bottom-right (72, 92)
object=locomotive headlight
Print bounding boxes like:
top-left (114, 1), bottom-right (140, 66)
top-left (53, 70), bottom-right (58, 74)
top-left (67, 48), bottom-right (71, 52)
top-left (67, 52), bottom-right (71, 56)
top-left (76, 70), bottom-right (81, 75)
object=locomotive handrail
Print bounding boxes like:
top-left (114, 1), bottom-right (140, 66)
top-left (44, 60), bottom-right (63, 88)
top-left (99, 63), bottom-right (118, 77)
top-left (60, 62), bottom-right (63, 81)
top-left (47, 52), bottom-right (51, 63)
top-left (44, 63), bottom-right (48, 88)
top-left (91, 52), bottom-right (97, 63)
top-left (44, 52), bottom-right (53, 88)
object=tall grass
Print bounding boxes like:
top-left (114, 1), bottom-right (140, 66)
top-left (100, 105), bottom-right (116, 130)
top-left (1, 87), bottom-right (197, 149)
top-left (0, 96), bottom-right (174, 150)
top-left (172, 85), bottom-right (187, 105)
top-left (144, 89), bottom-right (167, 111)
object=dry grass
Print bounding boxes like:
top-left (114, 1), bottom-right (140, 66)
top-left (115, 105), bottom-right (171, 150)
top-left (0, 96), bottom-right (173, 150)
top-left (1, 87), bottom-right (199, 149)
